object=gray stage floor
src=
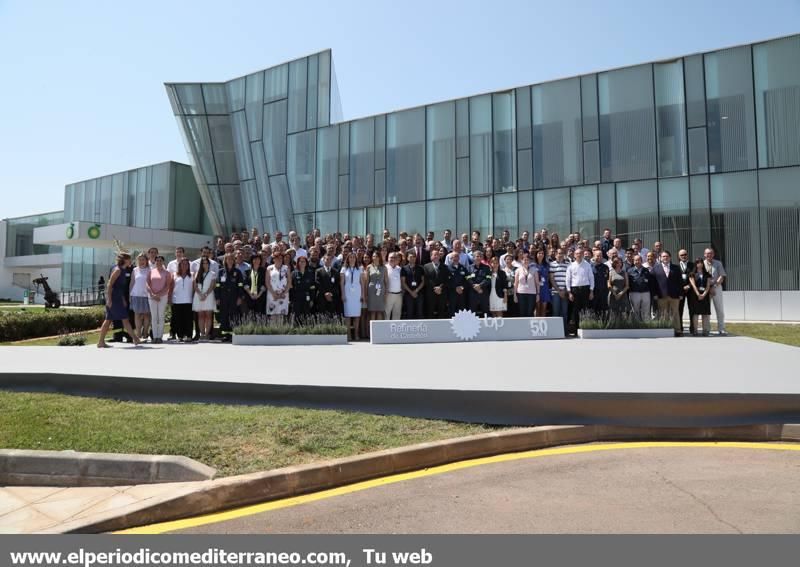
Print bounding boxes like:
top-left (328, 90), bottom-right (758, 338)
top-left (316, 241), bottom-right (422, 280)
top-left (2, 336), bottom-right (799, 426)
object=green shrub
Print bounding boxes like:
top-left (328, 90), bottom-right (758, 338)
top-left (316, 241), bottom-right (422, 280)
top-left (579, 310), bottom-right (674, 330)
top-left (0, 307), bottom-right (104, 342)
top-left (57, 332), bottom-right (88, 346)
top-left (233, 313), bottom-right (347, 336)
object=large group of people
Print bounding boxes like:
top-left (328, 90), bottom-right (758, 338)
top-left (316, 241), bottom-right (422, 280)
top-left (96, 226), bottom-right (728, 347)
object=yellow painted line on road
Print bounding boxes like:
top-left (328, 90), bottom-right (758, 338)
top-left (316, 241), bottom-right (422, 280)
top-left (116, 441), bottom-right (800, 534)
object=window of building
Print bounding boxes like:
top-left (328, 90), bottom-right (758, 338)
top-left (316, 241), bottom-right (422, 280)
top-left (710, 171), bottom-right (760, 290)
top-left (426, 102), bottom-right (456, 200)
top-left (705, 46), bottom-right (757, 172)
top-left (654, 60), bottom-right (688, 177)
top-left (349, 118), bottom-right (374, 208)
top-left (754, 35), bottom-right (800, 168)
top-left (469, 95), bottom-right (492, 195)
top-left (387, 108), bottom-right (425, 203)
top-left (533, 77), bottom-right (582, 188)
top-left (599, 65), bottom-right (657, 182)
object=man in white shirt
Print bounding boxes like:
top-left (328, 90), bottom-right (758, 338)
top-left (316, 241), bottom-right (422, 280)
top-left (704, 248), bottom-right (728, 335)
top-left (634, 238), bottom-right (649, 260)
top-left (166, 246), bottom-right (186, 340)
top-left (167, 247), bottom-right (185, 274)
top-left (384, 252), bottom-right (403, 320)
top-left (440, 229), bottom-right (453, 253)
top-left (444, 239), bottom-right (473, 271)
top-left (190, 246), bottom-right (220, 276)
top-left (565, 246), bottom-right (595, 335)
top-left (289, 234), bottom-right (307, 259)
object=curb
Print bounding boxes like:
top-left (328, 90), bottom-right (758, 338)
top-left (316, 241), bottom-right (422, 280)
top-left (61, 423), bottom-right (800, 533)
top-left (0, 449), bottom-right (216, 487)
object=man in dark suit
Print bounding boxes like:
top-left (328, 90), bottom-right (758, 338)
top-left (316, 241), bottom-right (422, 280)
top-left (315, 255), bottom-right (341, 315)
top-left (467, 250), bottom-right (492, 317)
top-left (600, 228), bottom-right (613, 260)
top-left (446, 251), bottom-right (469, 316)
top-left (650, 250), bottom-right (684, 336)
top-left (412, 234), bottom-right (431, 267)
top-left (677, 249), bottom-right (695, 335)
top-left (423, 249), bottom-right (449, 319)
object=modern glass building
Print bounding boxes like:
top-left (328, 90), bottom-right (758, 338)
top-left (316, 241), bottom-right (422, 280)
top-left (168, 35), bottom-right (800, 293)
top-left (60, 161), bottom-right (211, 289)
top-left (4, 211), bottom-right (63, 258)
top-left (0, 212), bottom-right (64, 301)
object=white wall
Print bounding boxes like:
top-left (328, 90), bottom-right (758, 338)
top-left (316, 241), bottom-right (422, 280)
top-left (0, 220), bottom-right (62, 303)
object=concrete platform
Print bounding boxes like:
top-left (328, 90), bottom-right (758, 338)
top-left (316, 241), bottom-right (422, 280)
top-left (1, 336), bottom-right (799, 426)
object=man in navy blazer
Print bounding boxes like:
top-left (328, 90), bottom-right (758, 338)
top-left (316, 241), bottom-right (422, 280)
top-left (650, 251), bottom-right (684, 336)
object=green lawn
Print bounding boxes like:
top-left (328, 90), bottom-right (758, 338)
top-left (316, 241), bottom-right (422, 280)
top-left (728, 323), bottom-right (800, 348)
top-left (0, 391), bottom-right (496, 477)
top-left (1, 324), bottom-right (169, 346)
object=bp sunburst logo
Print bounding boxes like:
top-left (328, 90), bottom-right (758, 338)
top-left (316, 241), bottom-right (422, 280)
top-left (88, 224), bottom-right (101, 239)
top-left (450, 309), bottom-right (481, 341)
top-left (66, 223), bottom-right (74, 239)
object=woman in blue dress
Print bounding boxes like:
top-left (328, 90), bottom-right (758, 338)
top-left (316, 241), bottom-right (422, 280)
top-left (97, 253), bottom-right (140, 348)
top-left (534, 248), bottom-right (552, 317)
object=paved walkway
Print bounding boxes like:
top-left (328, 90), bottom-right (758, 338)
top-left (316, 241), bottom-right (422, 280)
top-left (3, 336), bottom-right (799, 426)
top-left (158, 443), bottom-right (800, 534)
top-left (3, 442), bottom-right (799, 533)
top-left (0, 481), bottom-right (211, 534)
top-left (2, 336), bottom-right (799, 394)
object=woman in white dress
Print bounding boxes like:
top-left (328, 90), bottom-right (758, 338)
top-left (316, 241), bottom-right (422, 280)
top-left (489, 256), bottom-right (507, 317)
top-left (340, 252), bottom-right (364, 341)
top-left (266, 252), bottom-right (291, 322)
top-left (192, 257), bottom-right (216, 341)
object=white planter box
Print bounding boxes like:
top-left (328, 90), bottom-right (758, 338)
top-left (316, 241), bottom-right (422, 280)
top-left (577, 328), bottom-right (674, 339)
top-left (233, 334), bottom-right (348, 346)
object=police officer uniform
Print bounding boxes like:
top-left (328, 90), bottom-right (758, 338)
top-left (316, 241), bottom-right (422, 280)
top-left (446, 263), bottom-right (469, 316)
top-left (423, 260), bottom-right (449, 319)
top-left (467, 262), bottom-right (492, 316)
top-left (592, 261), bottom-right (610, 314)
top-left (290, 267), bottom-right (317, 319)
top-left (216, 265), bottom-right (246, 340)
top-left (401, 262), bottom-right (425, 319)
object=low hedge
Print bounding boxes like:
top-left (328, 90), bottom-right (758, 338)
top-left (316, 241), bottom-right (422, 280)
top-left (0, 307), bottom-right (105, 342)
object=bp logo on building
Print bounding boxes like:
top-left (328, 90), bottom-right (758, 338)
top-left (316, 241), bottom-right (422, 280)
top-left (88, 224), bottom-right (101, 239)
top-left (66, 223), bottom-right (75, 239)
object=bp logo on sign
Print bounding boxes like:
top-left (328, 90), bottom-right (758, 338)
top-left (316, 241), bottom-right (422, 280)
top-left (66, 223), bottom-right (75, 239)
top-left (88, 224), bottom-right (101, 239)
top-left (450, 309), bottom-right (481, 341)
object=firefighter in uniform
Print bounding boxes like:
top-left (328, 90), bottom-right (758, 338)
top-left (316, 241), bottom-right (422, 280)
top-left (467, 249), bottom-right (492, 316)
top-left (446, 251), bottom-right (469, 316)
top-left (216, 254), bottom-right (246, 341)
top-left (290, 255), bottom-right (317, 321)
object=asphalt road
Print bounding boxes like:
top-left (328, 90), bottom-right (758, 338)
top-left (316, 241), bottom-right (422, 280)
top-left (171, 444), bottom-right (800, 534)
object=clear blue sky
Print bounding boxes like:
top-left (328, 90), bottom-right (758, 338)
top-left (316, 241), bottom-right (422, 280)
top-left (1, 0), bottom-right (797, 219)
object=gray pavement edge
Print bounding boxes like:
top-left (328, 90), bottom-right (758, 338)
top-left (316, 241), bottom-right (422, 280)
top-left (58, 423), bottom-right (800, 534)
top-left (0, 449), bottom-right (216, 487)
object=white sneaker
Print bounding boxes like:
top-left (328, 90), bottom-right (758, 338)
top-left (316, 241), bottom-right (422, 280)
top-left (719, 329), bottom-right (728, 336)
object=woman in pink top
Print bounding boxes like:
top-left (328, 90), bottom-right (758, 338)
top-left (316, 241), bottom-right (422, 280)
top-left (146, 255), bottom-right (170, 343)
top-left (514, 253), bottom-right (540, 317)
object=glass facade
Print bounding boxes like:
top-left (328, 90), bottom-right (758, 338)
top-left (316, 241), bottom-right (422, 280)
top-left (4, 211), bottom-right (63, 257)
top-left (168, 37), bottom-right (800, 291)
top-left (62, 162), bottom-right (209, 290)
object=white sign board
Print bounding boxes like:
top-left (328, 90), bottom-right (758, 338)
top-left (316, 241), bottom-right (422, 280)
top-left (370, 310), bottom-right (565, 344)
